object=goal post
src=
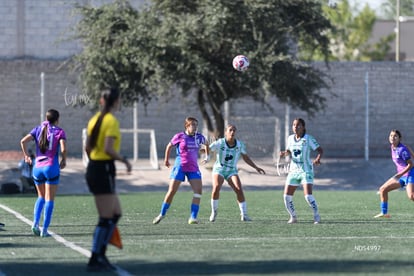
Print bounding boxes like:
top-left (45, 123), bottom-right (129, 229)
top-left (82, 128), bottom-right (160, 170)
top-left (120, 128), bottom-right (160, 170)
top-left (227, 116), bottom-right (281, 161)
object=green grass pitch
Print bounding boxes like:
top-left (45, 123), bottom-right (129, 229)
top-left (1, 190), bottom-right (414, 275)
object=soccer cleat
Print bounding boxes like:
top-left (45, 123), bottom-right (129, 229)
top-left (32, 226), bottom-right (41, 236)
top-left (314, 214), bottom-right (321, 224)
top-left (287, 216), bottom-right (297, 224)
top-left (152, 214), bottom-right (164, 224)
top-left (241, 215), bottom-right (252, 222)
top-left (374, 213), bottom-right (391, 218)
top-left (188, 218), bottom-right (200, 224)
top-left (209, 210), bottom-right (217, 222)
top-left (40, 231), bottom-right (51, 238)
top-left (87, 255), bottom-right (116, 272)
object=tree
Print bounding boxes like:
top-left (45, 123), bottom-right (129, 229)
top-left (381, 0), bottom-right (414, 19)
top-left (70, 0), bottom-right (334, 138)
top-left (69, 1), bottom-right (156, 108)
top-left (303, 0), bottom-right (394, 61)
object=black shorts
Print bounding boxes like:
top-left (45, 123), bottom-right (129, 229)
top-left (86, 160), bottom-right (116, 195)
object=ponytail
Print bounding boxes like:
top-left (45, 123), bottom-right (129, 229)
top-left (86, 88), bottom-right (120, 153)
top-left (39, 109), bottom-right (59, 154)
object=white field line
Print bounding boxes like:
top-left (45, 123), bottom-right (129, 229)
top-left (0, 203), bottom-right (133, 276)
top-left (141, 235), bottom-right (412, 243)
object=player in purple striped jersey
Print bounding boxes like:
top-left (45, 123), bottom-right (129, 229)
top-left (153, 117), bottom-right (210, 225)
top-left (20, 109), bottom-right (67, 237)
top-left (280, 118), bottom-right (323, 224)
top-left (375, 129), bottom-right (414, 218)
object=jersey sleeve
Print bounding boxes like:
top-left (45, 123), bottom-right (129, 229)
top-left (400, 147), bottom-right (411, 161)
top-left (103, 116), bottom-right (119, 138)
top-left (170, 133), bottom-right (181, 146)
top-left (196, 133), bottom-right (207, 145)
top-left (308, 135), bottom-right (320, 151)
top-left (209, 140), bottom-right (219, 152)
top-left (239, 140), bottom-right (247, 155)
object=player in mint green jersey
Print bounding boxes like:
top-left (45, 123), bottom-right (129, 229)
top-left (280, 118), bottom-right (323, 224)
top-left (209, 124), bottom-right (265, 222)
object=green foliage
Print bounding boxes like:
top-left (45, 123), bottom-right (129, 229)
top-left (70, 0), bottom-right (155, 108)
top-left (305, 0), bottom-right (393, 61)
top-left (70, 0), bottom-right (333, 136)
top-left (381, 0), bottom-right (414, 19)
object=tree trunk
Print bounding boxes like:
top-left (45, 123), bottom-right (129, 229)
top-left (197, 89), bottom-right (225, 140)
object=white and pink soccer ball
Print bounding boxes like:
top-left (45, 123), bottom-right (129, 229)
top-left (232, 55), bottom-right (249, 72)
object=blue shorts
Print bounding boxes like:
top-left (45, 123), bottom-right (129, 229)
top-left (399, 169), bottom-right (414, 188)
top-left (170, 166), bottom-right (202, 182)
top-left (32, 163), bottom-right (60, 185)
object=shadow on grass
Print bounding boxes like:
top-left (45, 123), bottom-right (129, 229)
top-left (1, 259), bottom-right (414, 275)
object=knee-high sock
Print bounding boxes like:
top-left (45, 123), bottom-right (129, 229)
top-left (381, 202), bottom-right (388, 214)
top-left (33, 197), bottom-right (45, 227)
top-left (305, 194), bottom-right (319, 216)
top-left (91, 217), bottom-right (111, 255)
top-left (190, 204), bottom-right (199, 219)
top-left (211, 199), bottom-right (219, 212)
top-left (238, 201), bottom-right (247, 216)
top-left (160, 202), bottom-right (170, 216)
top-left (42, 200), bottom-right (54, 232)
top-left (104, 214), bottom-right (121, 245)
top-left (283, 194), bottom-right (296, 218)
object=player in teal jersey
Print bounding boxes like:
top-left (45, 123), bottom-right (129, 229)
top-left (280, 118), bottom-right (323, 224)
top-left (209, 124), bottom-right (265, 222)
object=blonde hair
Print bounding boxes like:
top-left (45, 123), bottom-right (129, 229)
top-left (184, 117), bottom-right (198, 129)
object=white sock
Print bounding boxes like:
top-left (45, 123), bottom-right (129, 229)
top-left (211, 199), bottom-right (219, 213)
top-left (238, 201), bottom-right (247, 216)
top-left (283, 194), bottom-right (296, 218)
top-left (305, 194), bottom-right (319, 216)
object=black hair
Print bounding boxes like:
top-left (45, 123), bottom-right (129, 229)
top-left (293, 117), bottom-right (306, 136)
top-left (391, 129), bottom-right (402, 139)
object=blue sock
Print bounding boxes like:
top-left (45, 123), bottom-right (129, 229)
top-left (381, 202), bottom-right (388, 214)
top-left (104, 214), bottom-right (121, 244)
top-left (43, 201), bottom-right (54, 232)
top-left (92, 218), bottom-right (110, 254)
top-left (33, 197), bottom-right (45, 227)
top-left (160, 202), bottom-right (170, 216)
top-left (190, 204), bottom-right (199, 219)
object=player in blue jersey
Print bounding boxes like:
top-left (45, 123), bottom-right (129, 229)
top-left (374, 129), bottom-right (414, 218)
top-left (20, 109), bottom-right (67, 237)
top-left (280, 118), bottom-right (323, 224)
top-left (153, 117), bottom-right (210, 225)
top-left (209, 124), bottom-right (265, 222)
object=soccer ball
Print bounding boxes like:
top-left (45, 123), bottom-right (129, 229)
top-left (232, 55), bottom-right (249, 71)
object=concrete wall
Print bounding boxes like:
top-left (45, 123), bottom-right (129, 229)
top-left (1, 0), bottom-right (413, 159)
top-left (1, 60), bottom-right (414, 159)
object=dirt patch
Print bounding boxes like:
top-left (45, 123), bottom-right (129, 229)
top-left (0, 151), bottom-right (23, 161)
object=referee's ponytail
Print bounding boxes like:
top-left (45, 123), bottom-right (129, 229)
top-left (86, 88), bottom-right (120, 153)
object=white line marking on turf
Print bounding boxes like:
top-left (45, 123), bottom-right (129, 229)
top-left (0, 203), bottom-right (90, 256)
top-left (0, 203), bottom-right (134, 276)
top-left (146, 235), bottom-right (414, 243)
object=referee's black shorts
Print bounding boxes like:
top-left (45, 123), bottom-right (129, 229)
top-left (86, 160), bottom-right (116, 195)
